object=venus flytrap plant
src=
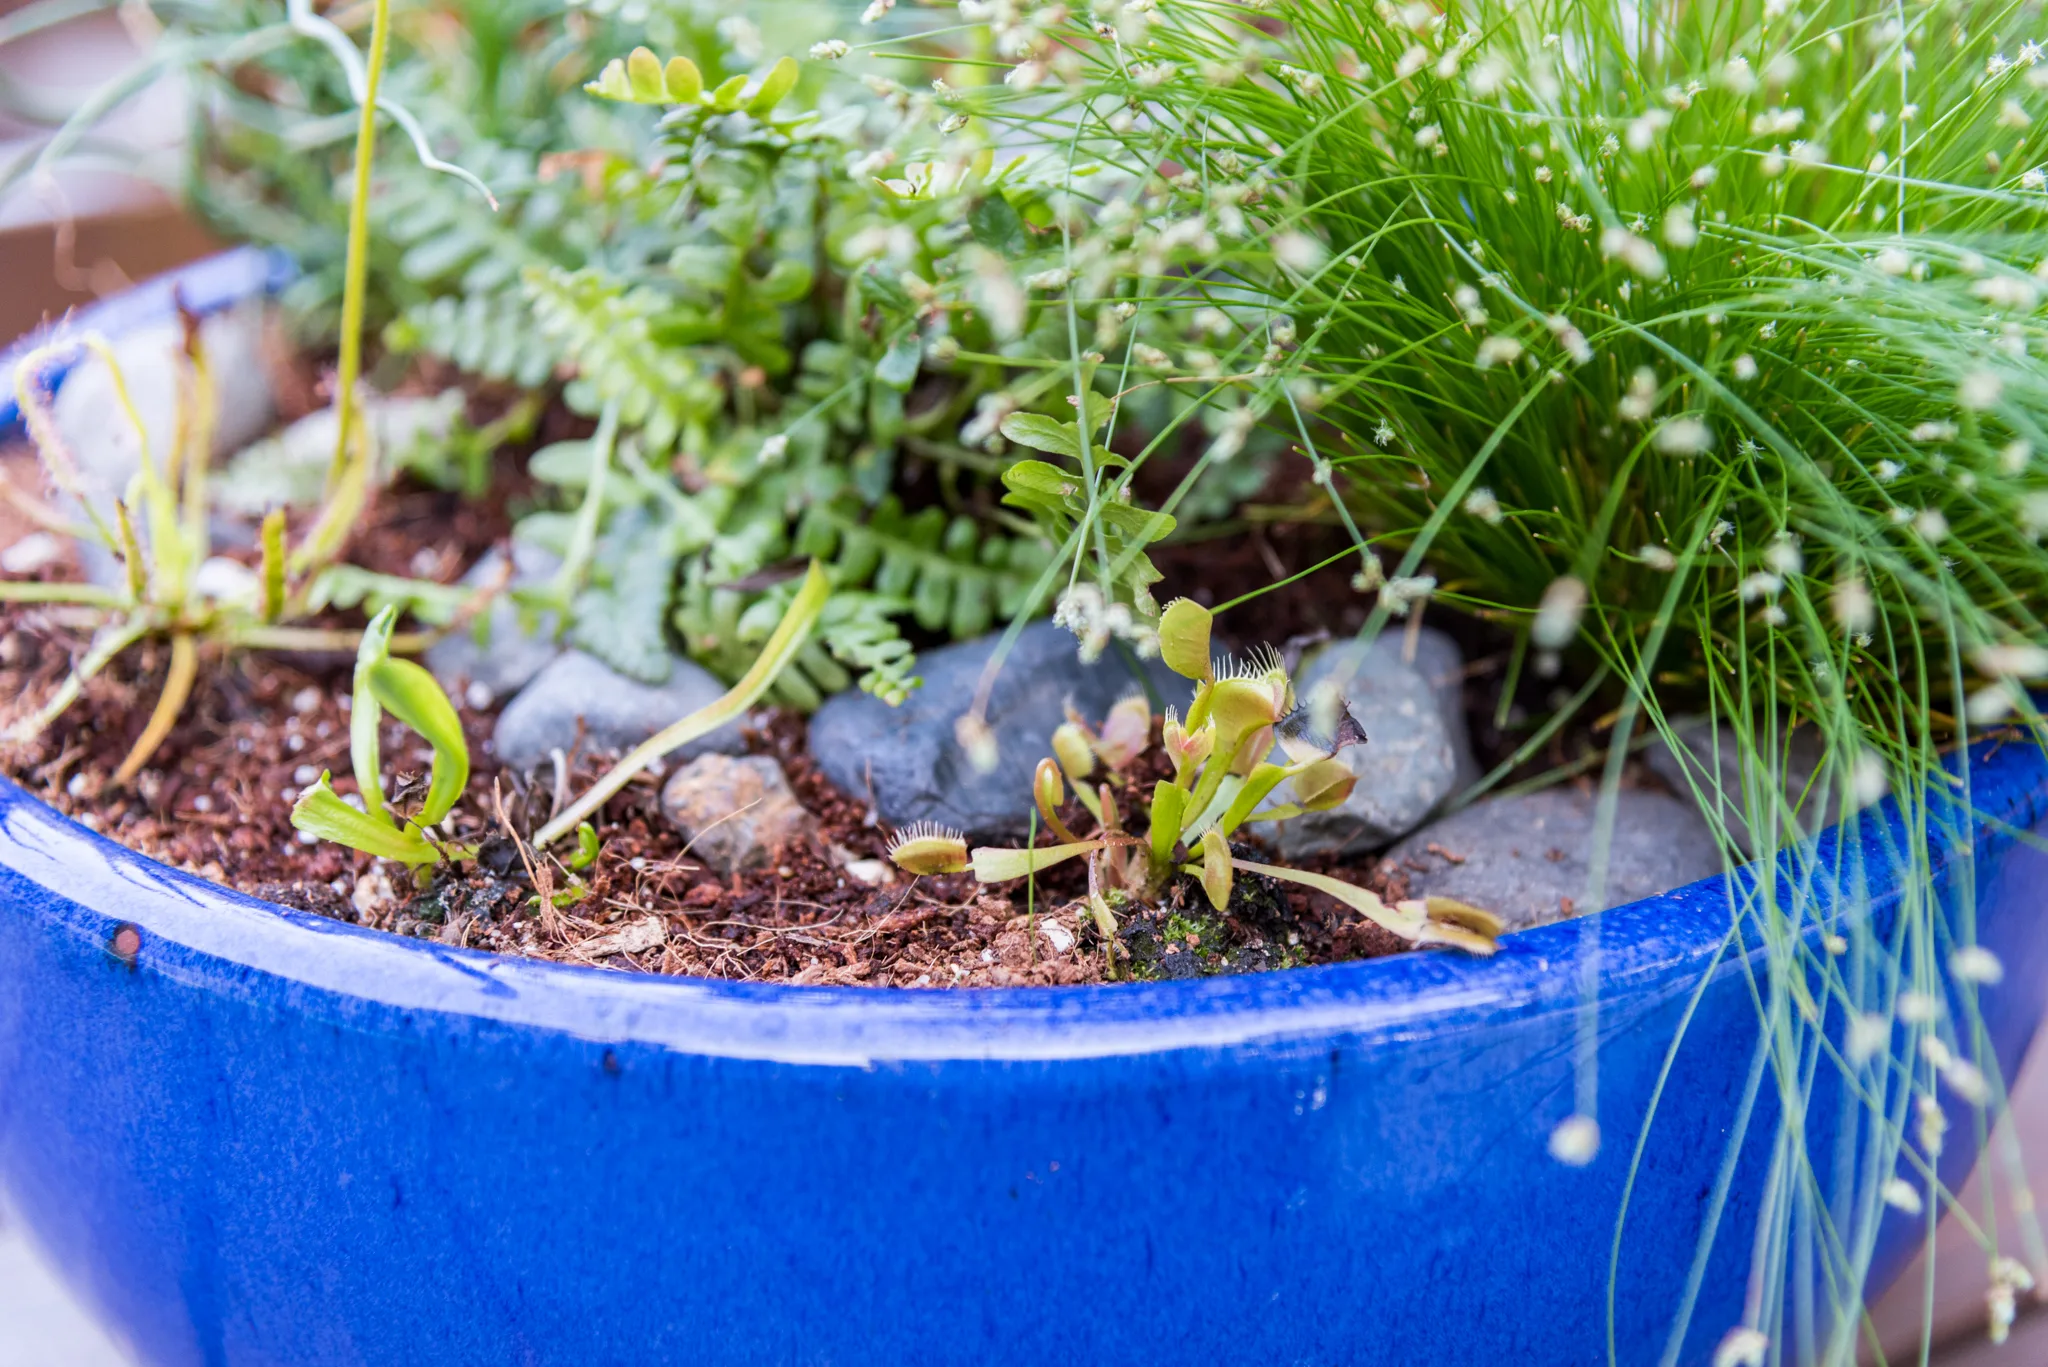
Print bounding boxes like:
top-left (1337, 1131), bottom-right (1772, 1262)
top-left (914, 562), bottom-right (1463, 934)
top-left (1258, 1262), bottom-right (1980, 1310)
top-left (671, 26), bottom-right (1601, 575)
top-left (889, 598), bottom-right (1502, 957)
top-left (291, 606), bottom-right (474, 869)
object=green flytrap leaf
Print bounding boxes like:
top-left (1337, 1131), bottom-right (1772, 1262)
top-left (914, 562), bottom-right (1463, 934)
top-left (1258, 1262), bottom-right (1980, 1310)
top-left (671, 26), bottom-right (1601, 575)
top-left (295, 605), bottom-right (471, 866)
top-left (292, 774), bottom-right (441, 866)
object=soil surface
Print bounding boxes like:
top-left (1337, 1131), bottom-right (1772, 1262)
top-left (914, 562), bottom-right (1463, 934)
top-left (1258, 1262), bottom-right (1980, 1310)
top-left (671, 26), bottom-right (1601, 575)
top-left (0, 446), bottom-right (1448, 985)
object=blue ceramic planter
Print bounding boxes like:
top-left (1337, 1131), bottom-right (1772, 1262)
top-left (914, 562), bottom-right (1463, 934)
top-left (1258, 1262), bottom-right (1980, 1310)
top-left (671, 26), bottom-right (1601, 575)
top-left (1, 255), bottom-right (2046, 1367)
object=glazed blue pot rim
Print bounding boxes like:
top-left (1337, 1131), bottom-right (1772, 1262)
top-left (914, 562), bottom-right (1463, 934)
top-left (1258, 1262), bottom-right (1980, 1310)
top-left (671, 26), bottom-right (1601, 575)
top-left (6, 730), bottom-right (2042, 1068)
top-left (0, 245), bottom-right (295, 442)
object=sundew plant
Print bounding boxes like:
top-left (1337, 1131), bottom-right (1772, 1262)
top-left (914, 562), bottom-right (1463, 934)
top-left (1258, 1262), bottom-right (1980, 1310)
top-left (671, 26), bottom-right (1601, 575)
top-left (831, 0), bottom-right (2048, 1358)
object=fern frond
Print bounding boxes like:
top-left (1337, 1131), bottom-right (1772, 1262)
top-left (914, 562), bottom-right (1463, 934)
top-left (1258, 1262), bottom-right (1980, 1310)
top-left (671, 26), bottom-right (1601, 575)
top-left (522, 265), bottom-right (723, 452)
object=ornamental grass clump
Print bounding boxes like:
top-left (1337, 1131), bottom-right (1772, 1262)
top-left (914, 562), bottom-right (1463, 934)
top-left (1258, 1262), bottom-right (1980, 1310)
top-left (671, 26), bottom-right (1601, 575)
top-left (888, 597), bottom-right (1503, 961)
top-left (860, 0), bottom-right (2048, 1352)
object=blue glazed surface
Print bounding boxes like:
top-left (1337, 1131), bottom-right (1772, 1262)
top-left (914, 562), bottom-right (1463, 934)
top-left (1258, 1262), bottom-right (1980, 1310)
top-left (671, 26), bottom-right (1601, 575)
top-left (0, 255), bottom-right (2045, 1366)
top-left (0, 746), bottom-right (2044, 1367)
top-left (0, 245), bottom-right (294, 442)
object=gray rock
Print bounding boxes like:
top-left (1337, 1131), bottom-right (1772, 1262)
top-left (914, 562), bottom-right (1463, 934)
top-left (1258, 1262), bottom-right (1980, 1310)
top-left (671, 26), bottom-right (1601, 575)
top-left (807, 620), bottom-right (1181, 839)
top-left (1386, 787), bottom-right (1724, 933)
top-left (51, 302), bottom-right (274, 492)
top-left (424, 543), bottom-right (564, 705)
top-left (660, 754), bottom-right (815, 874)
top-left (1644, 718), bottom-right (1826, 854)
top-left (48, 303), bottom-right (275, 586)
top-left (491, 649), bottom-right (746, 771)
top-left (1274, 628), bottom-right (1479, 860)
top-left (212, 390), bottom-right (467, 516)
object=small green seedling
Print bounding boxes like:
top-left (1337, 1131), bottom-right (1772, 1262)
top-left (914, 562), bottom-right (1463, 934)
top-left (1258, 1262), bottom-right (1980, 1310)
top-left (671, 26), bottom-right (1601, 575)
top-left (566, 822), bottom-right (602, 872)
top-left (290, 605), bottom-right (473, 868)
top-left (887, 599), bottom-right (1502, 955)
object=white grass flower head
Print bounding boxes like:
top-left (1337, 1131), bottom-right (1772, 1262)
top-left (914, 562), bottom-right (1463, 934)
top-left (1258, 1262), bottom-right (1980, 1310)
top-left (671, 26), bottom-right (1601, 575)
top-left (1915, 1093), bottom-right (1947, 1157)
top-left (1881, 1177), bottom-right (1924, 1215)
top-left (1378, 575), bottom-right (1436, 617)
top-left (973, 255), bottom-right (1028, 340)
top-left (1475, 335), bottom-right (1523, 368)
top-left (1988, 1258), bottom-right (2037, 1345)
top-left (810, 39), bottom-right (850, 59)
top-left (1618, 367), bottom-right (1657, 422)
top-left (1958, 370), bottom-right (2004, 409)
top-left (1874, 247), bottom-right (1912, 276)
top-left (1968, 683), bottom-right (2019, 725)
top-left (1913, 508), bottom-right (1950, 542)
top-left (1911, 421), bottom-right (1958, 442)
top-left (1763, 535), bottom-right (1802, 575)
top-left (1600, 227), bottom-right (1666, 280)
top-left (1653, 416), bottom-right (1712, 455)
top-left (1544, 314), bottom-right (1593, 365)
top-left (1463, 487), bottom-right (1504, 524)
top-left (2023, 491), bottom-right (2048, 539)
top-left (1719, 55), bottom-right (1757, 92)
top-left (2002, 440), bottom-right (2033, 474)
top-left (1548, 1113), bottom-right (1600, 1166)
top-left (1973, 642), bottom-right (2048, 678)
top-left (1898, 990), bottom-right (1942, 1024)
top-left (1847, 1012), bottom-right (1891, 1065)
top-left (1467, 57), bottom-right (1508, 97)
top-left (1273, 231), bottom-right (1327, 273)
top-left (1712, 1328), bottom-right (1768, 1367)
top-left (1531, 575), bottom-right (1587, 648)
top-left (1851, 748), bottom-right (1889, 808)
top-left (1024, 267), bottom-right (1072, 290)
top-left (1739, 572), bottom-right (1783, 602)
top-left (1663, 204), bottom-right (1697, 248)
top-left (860, 0), bottom-right (895, 22)
top-left (1952, 945), bottom-right (2006, 985)
top-left (1732, 354), bottom-right (1758, 381)
top-left (1972, 275), bottom-right (2041, 310)
top-left (1639, 544), bottom-right (1677, 571)
top-left (1943, 1057), bottom-right (1991, 1105)
top-left (1453, 283), bottom-right (1485, 323)
top-left (1690, 164), bottom-right (1719, 188)
top-left (1396, 44), bottom-right (1429, 79)
top-left (1627, 109), bottom-right (1672, 151)
top-left (757, 433), bottom-right (790, 465)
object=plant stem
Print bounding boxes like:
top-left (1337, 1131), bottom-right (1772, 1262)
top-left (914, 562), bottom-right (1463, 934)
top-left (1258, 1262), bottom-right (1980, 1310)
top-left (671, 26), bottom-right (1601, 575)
top-left (326, 0), bottom-right (391, 492)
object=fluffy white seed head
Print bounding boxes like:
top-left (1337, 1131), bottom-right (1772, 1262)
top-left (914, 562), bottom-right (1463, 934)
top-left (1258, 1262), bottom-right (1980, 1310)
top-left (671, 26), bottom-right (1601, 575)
top-left (1548, 1114), bottom-right (1601, 1166)
top-left (1531, 575), bottom-right (1588, 648)
top-left (1952, 945), bottom-right (2005, 985)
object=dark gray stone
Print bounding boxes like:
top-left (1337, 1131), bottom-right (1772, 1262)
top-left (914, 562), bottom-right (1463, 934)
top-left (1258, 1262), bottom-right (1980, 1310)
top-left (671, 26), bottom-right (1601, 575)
top-left (425, 543), bottom-right (564, 706)
top-left (1643, 718), bottom-right (1826, 854)
top-left (807, 620), bottom-right (1181, 839)
top-left (491, 649), bottom-right (745, 771)
top-left (1274, 628), bottom-right (1478, 860)
top-left (1386, 787), bottom-right (1724, 933)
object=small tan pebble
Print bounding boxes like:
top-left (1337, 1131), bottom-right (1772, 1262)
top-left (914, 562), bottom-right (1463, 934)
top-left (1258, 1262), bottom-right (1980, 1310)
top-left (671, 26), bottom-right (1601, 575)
top-left (659, 754), bottom-right (814, 874)
top-left (843, 858), bottom-right (893, 887)
top-left (578, 917), bottom-right (667, 959)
